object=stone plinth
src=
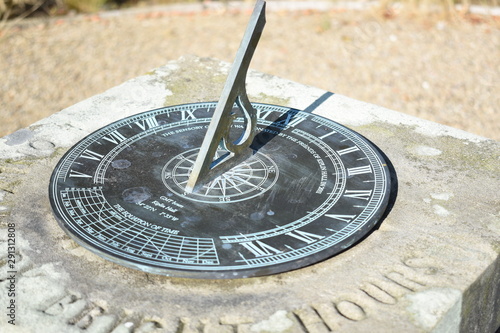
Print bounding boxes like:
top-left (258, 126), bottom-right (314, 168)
top-left (0, 56), bottom-right (498, 333)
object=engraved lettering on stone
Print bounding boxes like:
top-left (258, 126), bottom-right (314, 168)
top-left (335, 301), bottom-right (366, 321)
top-left (294, 306), bottom-right (330, 333)
top-left (385, 271), bottom-right (426, 291)
top-left (360, 283), bottom-right (397, 305)
top-left (312, 303), bottom-right (343, 331)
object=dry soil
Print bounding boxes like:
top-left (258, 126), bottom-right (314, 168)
top-left (1, 3), bottom-right (499, 140)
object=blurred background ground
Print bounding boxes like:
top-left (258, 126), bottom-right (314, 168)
top-left (1, 0), bottom-right (499, 140)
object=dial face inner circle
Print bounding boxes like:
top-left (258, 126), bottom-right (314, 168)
top-left (49, 102), bottom-right (391, 279)
top-left (162, 149), bottom-right (279, 203)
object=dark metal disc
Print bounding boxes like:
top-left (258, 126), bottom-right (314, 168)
top-left (49, 102), bottom-right (391, 279)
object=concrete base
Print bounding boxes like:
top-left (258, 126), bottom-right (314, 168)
top-left (0, 56), bottom-right (498, 332)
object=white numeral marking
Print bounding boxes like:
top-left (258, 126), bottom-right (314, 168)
top-left (180, 109), bottom-right (197, 120)
top-left (337, 146), bottom-right (360, 155)
top-left (69, 170), bottom-right (93, 178)
top-left (319, 130), bottom-right (337, 139)
top-left (80, 149), bottom-right (104, 161)
top-left (240, 240), bottom-right (282, 257)
top-left (134, 116), bottom-right (159, 131)
top-left (325, 214), bottom-right (356, 223)
top-left (102, 130), bottom-right (126, 145)
top-left (285, 114), bottom-right (306, 127)
top-left (275, 112), bottom-right (306, 128)
top-left (347, 165), bottom-right (372, 176)
top-left (344, 190), bottom-right (372, 200)
top-left (256, 108), bottom-right (273, 120)
top-left (286, 230), bottom-right (324, 244)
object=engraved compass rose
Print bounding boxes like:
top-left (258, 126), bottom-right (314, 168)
top-left (162, 149), bottom-right (279, 203)
top-left (48, 0), bottom-right (393, 279)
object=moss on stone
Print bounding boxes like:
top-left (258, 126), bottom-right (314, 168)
top-left (161, 57), bottom-right (292, 109)
top-left (163, 58), bottom-right (227, 107)
top-left (355, 121), bottom-right (498, 176)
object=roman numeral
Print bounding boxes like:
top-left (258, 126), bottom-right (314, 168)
top-left (347, 165), bottom-right (372, 176)
top-left (318, 130), bottom-right (337, 140)
top-left (80, 149), bottom-right (104, 161)
top-left (275, 112), bottom-right (306, 128)
top-left (134, 116), bottom-right (159, 131)
top-left (240, 240), bottom-right (282, 257)
top-left (69, 170), bottom-right (93, 178)
top-left (325, 214), bottom-right (356, 223)
top-left (344, 190), bottom-right (372, 200)
top-left (286, 230), bottom-right (324, 244)
top-left (101, 130), bottom-right (126, 145)
top-left (285, 114), bottom-right (306, 127)
top-left (256, 108), bottom-right (273, 120)
top-left (180, 109), bottom-right (197, 120)
top-left (337, 146), bottom-right (360, 155)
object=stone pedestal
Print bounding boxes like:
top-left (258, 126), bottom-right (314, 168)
top-left (0, 56), bottom-right (498, 332)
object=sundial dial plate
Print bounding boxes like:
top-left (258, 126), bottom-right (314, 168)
top-left (48, 0), bottom-right (392, 279)
top-left (49, 102), bottom-right (391, 278)
top-left (5, 0), bottom-right (497, 330)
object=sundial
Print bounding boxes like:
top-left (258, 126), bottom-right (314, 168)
top-left (48, 0), bottom-right (391, 279)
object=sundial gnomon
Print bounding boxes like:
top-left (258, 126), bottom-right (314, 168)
top-left (49, 0), bottom-right (392, 279)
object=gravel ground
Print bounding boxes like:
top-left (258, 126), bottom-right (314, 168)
top-left (1, 2), bottom-right (499, 140)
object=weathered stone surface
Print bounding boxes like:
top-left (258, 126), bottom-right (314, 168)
top-left (0, 55), bottom-right (498, 332)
